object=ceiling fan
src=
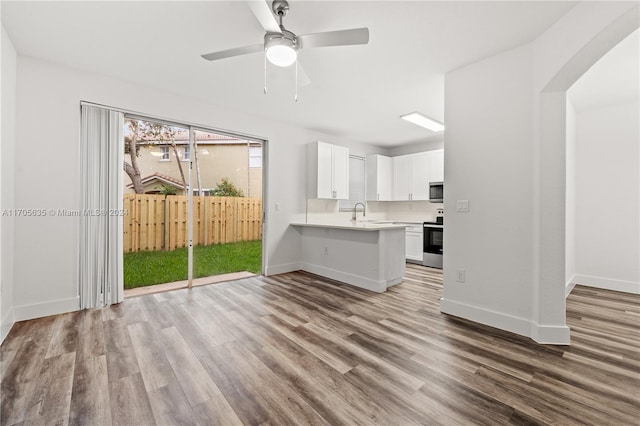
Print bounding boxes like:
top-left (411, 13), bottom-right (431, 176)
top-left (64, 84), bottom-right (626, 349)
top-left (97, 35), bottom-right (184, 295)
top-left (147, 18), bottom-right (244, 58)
top-left (201, 0), bottom-right (369, 98)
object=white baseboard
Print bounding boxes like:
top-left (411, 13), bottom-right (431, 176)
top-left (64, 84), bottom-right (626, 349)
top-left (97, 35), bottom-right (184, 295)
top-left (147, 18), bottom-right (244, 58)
top-left (440, 298), bottom-right (531, 338)
top-left (573, 274), bottom-right (640, 295)
top-left (265, 262), bottom-right (402, 293)
top-left (264, 262), bottom-right (302, 276)
top-left (530, 323), bottom-right (571, 345)
top-left (1, 308), bottom-right (15, 344)
top-left (13, 296), bottom-right (79, 322)
top-left (565, 274), bottom-right (577, 298)
top-left (440, 298), bottom-right (570, 345)
top-left (300, 262), bottom-right (397, 293)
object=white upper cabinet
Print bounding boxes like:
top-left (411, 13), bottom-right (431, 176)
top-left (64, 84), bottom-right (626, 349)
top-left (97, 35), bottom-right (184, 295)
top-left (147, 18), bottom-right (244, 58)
top-left (309, 141), bottom-right (349, 200)
top-left (411, 152), bottom-right (430, 200)
top-left (366, 154), bottom-right (393, 201)
top-left (334, 148), bottom-right (443, 203)
top-left (427, 149), bottom-right (444, 183)
top-left (392, 155), bottom-right (412, 201)
top-left (316, 142), bottom-right (334, 199)
top-left (332, 144), bottom-right (349, 199)
top-left (392, 150), bottom-right (444, 201)
top-left (392, 152), bottom-right (428, 200)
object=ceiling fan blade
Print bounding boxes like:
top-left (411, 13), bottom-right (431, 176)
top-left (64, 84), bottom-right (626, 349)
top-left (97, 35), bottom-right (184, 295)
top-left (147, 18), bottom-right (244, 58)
top-left (247, 1), bottom-right (282, 34)
top-left (297, 61), bottom-right (311, 87)
top-left (298, 27), bottom-right (369, 49)
top-left (201, 44), bottom-right (264, 61)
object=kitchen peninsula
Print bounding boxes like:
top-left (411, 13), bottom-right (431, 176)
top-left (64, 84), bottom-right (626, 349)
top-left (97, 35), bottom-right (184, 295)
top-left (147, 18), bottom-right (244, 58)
top-left (290, 221), bottom-right (407, 292)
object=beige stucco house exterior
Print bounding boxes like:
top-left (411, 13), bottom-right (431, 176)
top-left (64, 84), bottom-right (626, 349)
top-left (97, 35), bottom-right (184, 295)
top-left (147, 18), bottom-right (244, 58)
top-left (125, 129), bottom-right (263, 198)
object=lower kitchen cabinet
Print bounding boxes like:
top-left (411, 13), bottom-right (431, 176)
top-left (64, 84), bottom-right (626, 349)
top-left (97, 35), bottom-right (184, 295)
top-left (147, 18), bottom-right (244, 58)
top-left (397, 223), bottom-right (423, 263)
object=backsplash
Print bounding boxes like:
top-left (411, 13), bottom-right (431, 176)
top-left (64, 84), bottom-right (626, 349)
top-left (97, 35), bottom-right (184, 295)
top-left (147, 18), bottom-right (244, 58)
top-left (386, 201), bottom-right (443, 222)
top-left (306, 199), bottom-right (444, 223)
top-left (306, 199), bottom-right (386, 224)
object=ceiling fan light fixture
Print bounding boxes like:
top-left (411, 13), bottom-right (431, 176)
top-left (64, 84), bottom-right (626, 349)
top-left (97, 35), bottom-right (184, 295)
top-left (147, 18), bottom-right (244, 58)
top-left (265, 33), bottom-right (297, 67)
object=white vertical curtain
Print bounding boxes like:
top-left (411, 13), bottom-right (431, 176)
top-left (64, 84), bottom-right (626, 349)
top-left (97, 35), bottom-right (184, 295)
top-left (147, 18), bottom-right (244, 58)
top-left (79, 105), bottom-right (124, 309)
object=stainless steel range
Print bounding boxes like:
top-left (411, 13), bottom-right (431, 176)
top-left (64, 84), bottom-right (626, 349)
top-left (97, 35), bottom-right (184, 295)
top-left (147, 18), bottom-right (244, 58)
top-left (423, 216), bottom-right (443, 269)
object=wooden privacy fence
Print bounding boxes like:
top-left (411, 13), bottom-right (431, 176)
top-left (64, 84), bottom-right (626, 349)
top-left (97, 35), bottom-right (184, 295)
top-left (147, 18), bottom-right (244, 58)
top-left (123, 194), bottom-right (262, 253)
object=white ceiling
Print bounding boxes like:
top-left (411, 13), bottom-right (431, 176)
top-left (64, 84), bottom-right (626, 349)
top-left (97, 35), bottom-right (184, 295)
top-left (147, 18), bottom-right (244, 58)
top-left (568, 29), bottom-right (639, 112)
top-left (2, 1), bottom-right (578, 146)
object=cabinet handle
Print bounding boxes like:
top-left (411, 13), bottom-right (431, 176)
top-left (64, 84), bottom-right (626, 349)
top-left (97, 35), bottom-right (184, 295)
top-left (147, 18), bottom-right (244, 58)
top-left (377, 194), bottom-right (380, 201)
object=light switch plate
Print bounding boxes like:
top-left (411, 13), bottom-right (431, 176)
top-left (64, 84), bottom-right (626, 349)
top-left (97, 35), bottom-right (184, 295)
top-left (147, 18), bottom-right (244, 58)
top-left (456, 200), bottom-right (469, 213)
top-left (456, 269), bottom-right (466, 283)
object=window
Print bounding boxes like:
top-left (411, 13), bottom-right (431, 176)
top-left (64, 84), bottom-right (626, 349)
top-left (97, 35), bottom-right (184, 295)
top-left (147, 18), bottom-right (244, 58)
top-left (160, 146), bottom-right (170, 161)
top-left (182, 145), bottom-right (190, 161)
top-left (193, 189), bottom-right (212, 196)
top-left (249, 146), bottom-right (262, 168)
top-left (339, 155), bottom-right (366, 211)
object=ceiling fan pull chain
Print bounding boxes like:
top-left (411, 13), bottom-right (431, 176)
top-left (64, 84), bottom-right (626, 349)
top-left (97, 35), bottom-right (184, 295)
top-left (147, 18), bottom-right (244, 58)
top-left (264, 51), bottom-right (268, 94)
top-left (295, 59), bottom-right (298, 102)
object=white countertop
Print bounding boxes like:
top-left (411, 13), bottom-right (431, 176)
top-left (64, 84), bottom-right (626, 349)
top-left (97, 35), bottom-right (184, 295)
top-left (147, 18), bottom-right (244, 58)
top-left (353, 219), bottom-right (425, 225)
top-left (291, 221), bottom-right (408, 231)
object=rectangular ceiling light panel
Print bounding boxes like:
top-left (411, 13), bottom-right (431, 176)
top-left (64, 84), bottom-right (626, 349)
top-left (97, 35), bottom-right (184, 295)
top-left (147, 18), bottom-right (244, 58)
top-left (401, 112), bottom-right (445, 132)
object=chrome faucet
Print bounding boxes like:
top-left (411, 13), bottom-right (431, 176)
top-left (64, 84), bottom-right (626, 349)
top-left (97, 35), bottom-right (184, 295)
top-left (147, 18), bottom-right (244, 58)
top-left (352, 202), bottom-right (366, 221)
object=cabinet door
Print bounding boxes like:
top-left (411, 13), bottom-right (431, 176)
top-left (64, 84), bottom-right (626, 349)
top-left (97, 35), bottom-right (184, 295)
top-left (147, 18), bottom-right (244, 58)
top-left (393, 155), bottom-right (411, 200)
top-left (316, 142), bottom-right (334, 198)
top-left (411, 152), bottom-right (430, 200)
top-left (366, 155), bottom-right (391, 201)
top-left (429, 149), bottom-right (444, 183)
top-left (377, 155), bottom-right (393, 201)
top-left (332, 144), bottom-right (349, 199)
top-left (365, 155), bottom-right (379, 201)
top-left (378, 155), bottom-right (393, 201)
top-left (406, 231), bottom-right (423, 261)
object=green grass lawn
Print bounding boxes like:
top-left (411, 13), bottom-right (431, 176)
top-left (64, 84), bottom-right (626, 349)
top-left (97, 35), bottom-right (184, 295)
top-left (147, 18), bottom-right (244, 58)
top-left (124, 240), bottom-right (261, 289)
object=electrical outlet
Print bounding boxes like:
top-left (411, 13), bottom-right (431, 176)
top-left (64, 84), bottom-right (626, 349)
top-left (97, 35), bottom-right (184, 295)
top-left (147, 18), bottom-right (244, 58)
top-left (456, 200), bottom-right (469, 213)
top-left (324, 247), bottom-right (328, 255)
top-left (456, 269), bottom-right (466, 283)
top-left (275, 203), bottom-right (280, 212)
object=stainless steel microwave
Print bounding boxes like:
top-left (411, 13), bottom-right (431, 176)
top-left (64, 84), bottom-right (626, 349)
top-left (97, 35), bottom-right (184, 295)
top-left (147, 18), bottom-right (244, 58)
top-left (429, 181), bottom-right (443, 202)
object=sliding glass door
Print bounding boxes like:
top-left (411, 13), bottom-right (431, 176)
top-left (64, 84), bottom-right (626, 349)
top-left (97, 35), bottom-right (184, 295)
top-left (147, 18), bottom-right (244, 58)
top-left (189, 129), bottom-right (263, 288)
top-left (122, 116), bottom-right (264, 293)
top-left (122, 118), bottom-right (190, 290)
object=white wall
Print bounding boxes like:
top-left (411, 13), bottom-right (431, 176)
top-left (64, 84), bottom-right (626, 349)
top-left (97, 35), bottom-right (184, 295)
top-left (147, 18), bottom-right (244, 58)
top-left (574, 101), bottom-right (639, 293)
top-left (442, 2), bottom-right (638, 344)
top-left (1, 24), bottom-right (17, 342)
top-left (10, 55), bottom-right (374, 321)
top-left (565, 99), bottom-right (576, 295)
top-left (442, 44), bottom-right (535, 337)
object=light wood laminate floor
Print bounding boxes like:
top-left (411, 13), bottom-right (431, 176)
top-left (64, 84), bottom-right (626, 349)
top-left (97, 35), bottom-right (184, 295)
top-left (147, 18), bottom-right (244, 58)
top-left (1, 265), bottom-right (639, 425)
